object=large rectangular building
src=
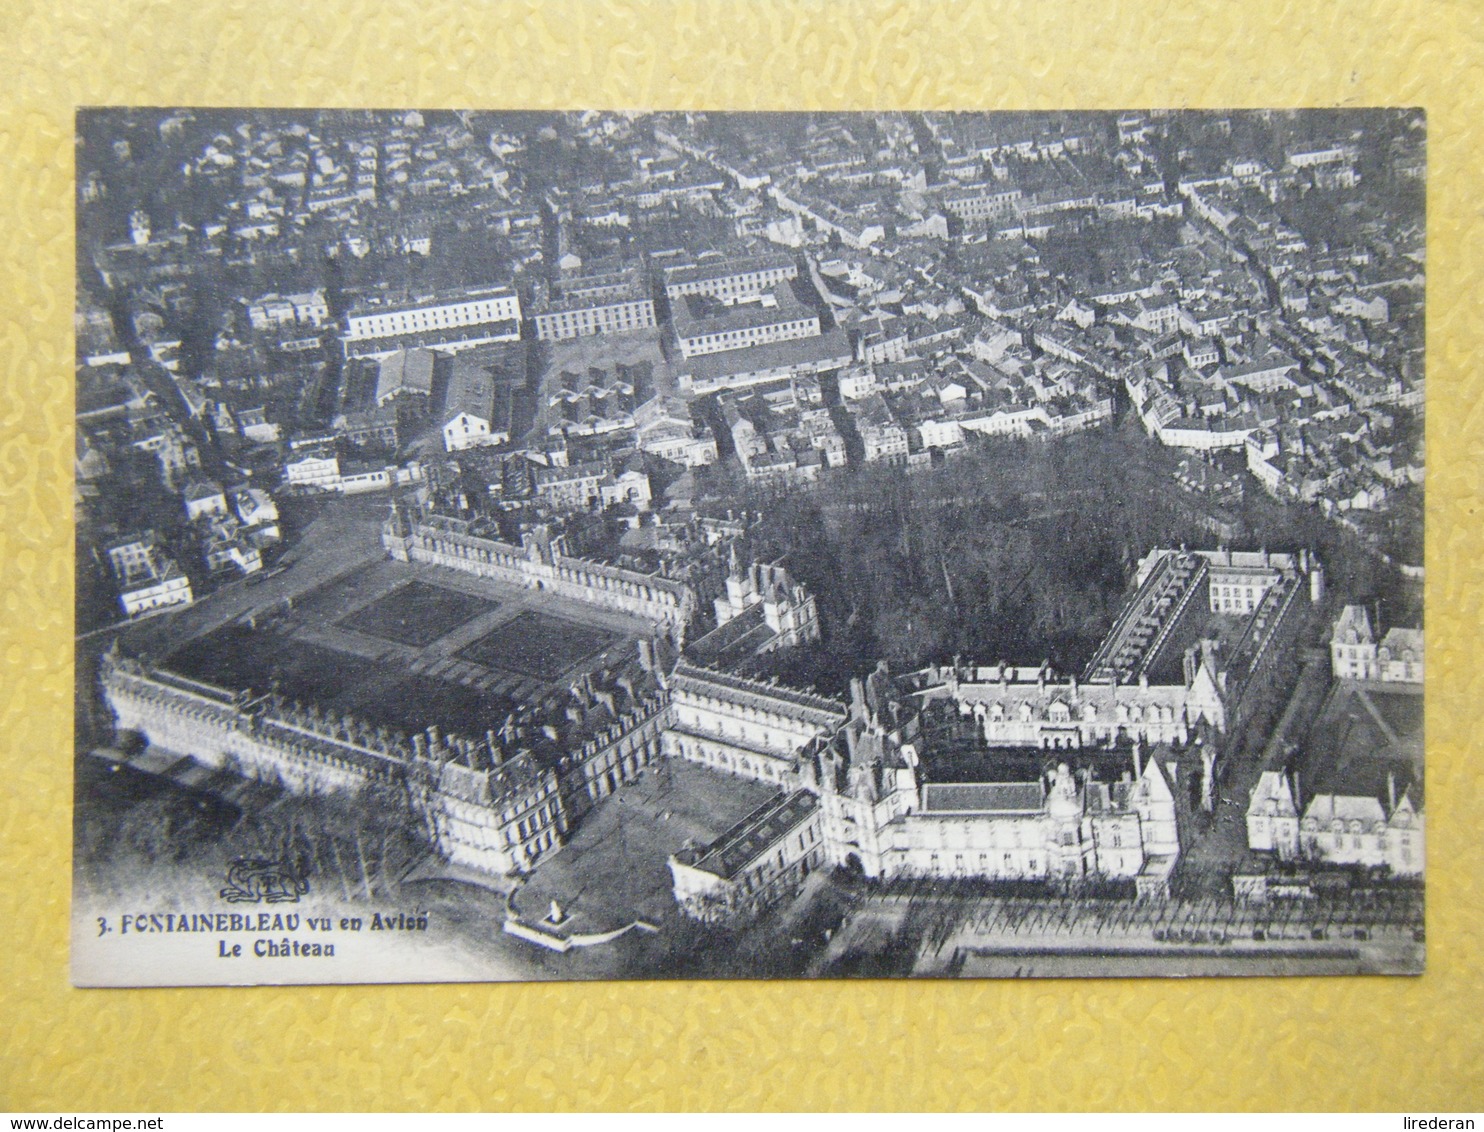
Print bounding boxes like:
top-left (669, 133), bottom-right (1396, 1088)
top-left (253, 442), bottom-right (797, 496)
top-left (661, 252), bottom-right (799, 303)
top-left (672, 281), bottom-right (821, 359)
top-left (677, 327), bottom-right (853, 396)
top-left (874, 758), bottom-right (1180, 887)
top-left (342, 285), bottom-right (521, 359)
top-left (663, 661), bottom-right (846, 788)
top-left (940, 184), bottom-right (1024, 223)
top-left (668, 790), bottom-right (825, 922)
top-left (532, 267), bottom-right (657, 342)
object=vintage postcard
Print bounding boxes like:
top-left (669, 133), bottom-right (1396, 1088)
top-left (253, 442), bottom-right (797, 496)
top-left (72, 107), bottom-right (1424, 985)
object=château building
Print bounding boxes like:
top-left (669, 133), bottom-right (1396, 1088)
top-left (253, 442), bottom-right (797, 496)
top-left (1245, 768), bottom-right (1423, 877)
top-left (662, 661), bottom-right (846, 788)
top-left (684, 548), bottom-right (822, 669)
top-left (101, 653), bottom-right (669, 877)
top-left (383, 505), bottom-right (698, 639)
top-left (101, 655), bottom-right (567, 874)
top-left (99, 533), bottom-right (1324, 921)
top-left (1331, 604), bottom-right (1423, 684)
top-left (912, 659), bottom-right (1218, 751)
top-left (661, 545), bottom-right (1325, 918)
top-left (668, 790), bottom-right (824, 922)
top-left (668, 661), bottom-right (1190, 918)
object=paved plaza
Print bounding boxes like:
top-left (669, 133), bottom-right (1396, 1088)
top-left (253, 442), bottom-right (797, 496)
top-left (513, 758), bottom-right (779, 933)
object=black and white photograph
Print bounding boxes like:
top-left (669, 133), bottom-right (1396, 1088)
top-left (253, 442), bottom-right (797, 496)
top-left (72, 108), bottom-right (1425, 985)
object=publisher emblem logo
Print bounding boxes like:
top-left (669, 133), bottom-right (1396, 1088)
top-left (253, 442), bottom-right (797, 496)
top-left (219, 857), bottom-right (309, 904)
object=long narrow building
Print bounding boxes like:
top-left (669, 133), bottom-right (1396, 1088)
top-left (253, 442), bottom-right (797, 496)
top-left (661, 252), bottom-right (799, 303)
top-left (343, 285), bottom-right (522, 360)
top-left (383, 506), bottom-right (698, 638)
top-left (663, 660), bottom-right (846, 787)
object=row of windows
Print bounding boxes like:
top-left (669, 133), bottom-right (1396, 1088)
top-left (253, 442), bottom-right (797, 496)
top-left (1303, 834), bottom-right (1415, 858)
top-left (681, 317), bottom-right (817, 343)
top-left (982, 701), bottom-right (1179, 725)
top-left (513, 829), bottom-right (555, 858)
top-left (676, 701), bottom-right (817, 740)
top-left (946, 198), bottom-right (1019, 218)
top-left (535, 306), bottom-right (656, 340)
top-left (124, 581), bottom-right (192, 614)
top-left (539, 302), bottom-right (655, 324)
top-left (679, 319), bottom-right (819, 356)
top-left (669, 736), bottom-right (786, 784)
top-left (1214, 582), bottom-right (1267, 596)
top-left (667, 267), bottom-right (795, 298)
top-left (740, 827), bottom-right (820, 889)
top-left (512, 800), bottom-right (561, 844)
top-left (925, 851), bottom-right (1042, 874)
top-left (736, 847), bottom-right (814, 894)
top-left (352, 299), bottom-right (518, 336)
top-left (909, 824), bottom-right (1042, 851)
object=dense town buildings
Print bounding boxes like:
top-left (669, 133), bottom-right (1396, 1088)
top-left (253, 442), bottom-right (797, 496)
top-left (75, 110), bottom-right (1423, 574)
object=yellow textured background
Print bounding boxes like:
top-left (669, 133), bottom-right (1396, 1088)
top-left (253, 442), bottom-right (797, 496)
top-left (2, 0), bottom-right (1481, 1112)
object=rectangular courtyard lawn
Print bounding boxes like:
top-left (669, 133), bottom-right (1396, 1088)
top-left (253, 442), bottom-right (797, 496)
top-left (338, 581), bottom-right (497, 647)
top-left (458, 611), bottom-right (619, 681)
top-left (163, 623), bottom-right (519, 736)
